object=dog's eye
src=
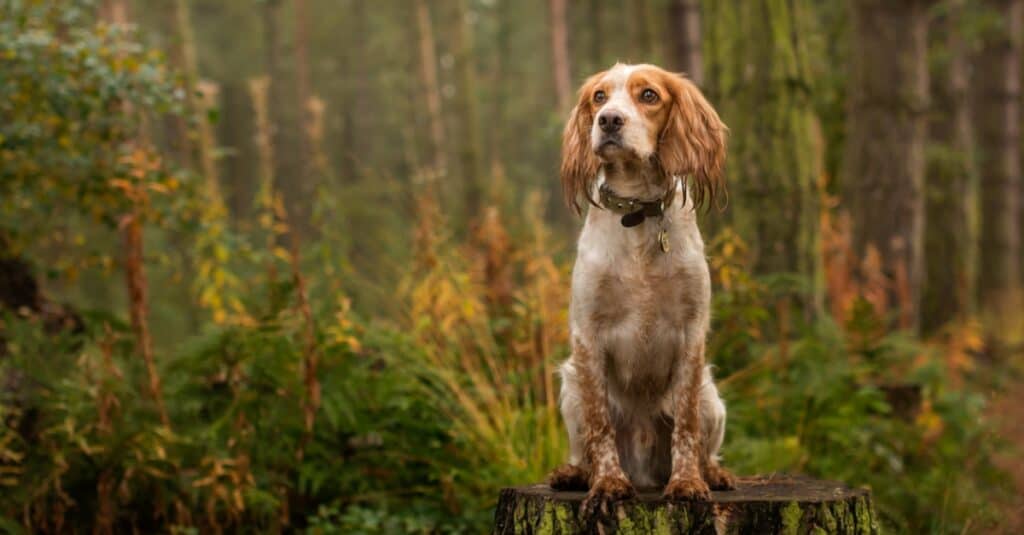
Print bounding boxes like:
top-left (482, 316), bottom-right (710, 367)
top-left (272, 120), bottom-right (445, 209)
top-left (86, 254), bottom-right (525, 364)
top-left (640, 89), bottom-right (659, 104)
top-left (593, 90), bottom-right (607, 104)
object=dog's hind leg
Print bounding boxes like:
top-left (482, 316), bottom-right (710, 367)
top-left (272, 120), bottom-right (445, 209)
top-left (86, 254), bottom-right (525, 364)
top-left (698, 366), bottom-right (736, 490)
top-left (548, 360), bottom-right (591, 490)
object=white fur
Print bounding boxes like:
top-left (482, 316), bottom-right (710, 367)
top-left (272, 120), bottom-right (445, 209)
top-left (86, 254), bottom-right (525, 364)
top-left (560, 183), bottom-right (728, 487)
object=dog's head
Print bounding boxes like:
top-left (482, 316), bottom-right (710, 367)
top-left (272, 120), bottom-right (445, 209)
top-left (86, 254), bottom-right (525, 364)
top-left (561, 63), bottom-right (728, 214)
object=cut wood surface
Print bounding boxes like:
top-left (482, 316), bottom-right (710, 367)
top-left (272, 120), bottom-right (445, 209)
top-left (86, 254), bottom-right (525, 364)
top-left (494, 475), bottom-right (878, 534)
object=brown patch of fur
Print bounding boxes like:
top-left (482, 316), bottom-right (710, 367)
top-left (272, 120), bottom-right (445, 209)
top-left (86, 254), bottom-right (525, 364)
top-left (571, 338), bottom-right (634, 494)
top-left (663, 474), bottom-right (711, 501)
top-left (656, 72), bottom-right (728, 210)
top-left (580, 472), bottom-right (636, 520)
top-left (703, 463), bottom-right (737, 491)
top-left (668, 344), bottom-right (708, 494)
top-left (548, 463), bottom-right (590, 491)
top-left (561, 72), bottom-right (605, 215)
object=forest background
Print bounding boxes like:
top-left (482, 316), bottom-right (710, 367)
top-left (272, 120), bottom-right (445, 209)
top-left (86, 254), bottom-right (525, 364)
top-left (2, 0), bottom-right (1024, 532)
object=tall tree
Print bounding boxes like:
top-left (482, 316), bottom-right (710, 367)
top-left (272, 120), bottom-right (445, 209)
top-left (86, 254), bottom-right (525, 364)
top-left (587, 0), bottom-right (605, 72)
top-left (171, 0), bottom-right (223, 207)
top-left (842, 0), bottom-right (933, 332)
top-left (293, 0), bottom-right (313, 182)
top-left (629, 0), bottom-right (655, 62)
top-left (668, 0), bottom-right (703, 86)
top-left (705, 1), bottom-right (824, 311)
top-left (548, 0), bottom-right (572, 112)
top-left (922, 0), bottom-right (976, 332)
top-left (452, 0), bottom-right (484, 221)
top-left (414, 0), bottom-right (447, 180)
top-left (973, 0), bottom-right (1022, 316)
top-left (489, 0), bottom-right (512, 180)
top-left (101, 0), bottom-right (171, 427)
top-left (286, 0), bottom-right (319, 238)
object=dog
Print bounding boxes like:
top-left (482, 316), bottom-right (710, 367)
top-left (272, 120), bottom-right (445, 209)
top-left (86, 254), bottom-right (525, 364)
top-left (547, 63), bottom-right (735, 513)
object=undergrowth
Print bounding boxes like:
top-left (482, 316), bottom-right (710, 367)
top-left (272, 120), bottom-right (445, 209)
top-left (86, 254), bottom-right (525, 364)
top-left (1, 195), bottom-right (1011, 534)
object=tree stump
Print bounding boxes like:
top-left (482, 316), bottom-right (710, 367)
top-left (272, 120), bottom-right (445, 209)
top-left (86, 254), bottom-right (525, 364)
top-left (493, 475), bottom-right (878, 534)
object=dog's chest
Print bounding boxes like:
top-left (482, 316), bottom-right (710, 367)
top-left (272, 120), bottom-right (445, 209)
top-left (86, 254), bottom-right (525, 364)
top-left (586, 257), bottom-right (701, 397)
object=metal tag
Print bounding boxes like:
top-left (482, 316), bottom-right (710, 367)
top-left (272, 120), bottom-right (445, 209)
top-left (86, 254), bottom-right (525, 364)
top-left (659, 230), bottom-right (670, 252)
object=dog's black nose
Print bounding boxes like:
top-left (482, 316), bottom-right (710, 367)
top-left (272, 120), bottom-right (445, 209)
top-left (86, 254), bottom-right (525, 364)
top-left (597, 111), bottom-right (625, 134)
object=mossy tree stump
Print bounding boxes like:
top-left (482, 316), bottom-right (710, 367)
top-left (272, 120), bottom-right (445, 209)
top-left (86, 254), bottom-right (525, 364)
top-left (494, 475), bottom-right (878, 534)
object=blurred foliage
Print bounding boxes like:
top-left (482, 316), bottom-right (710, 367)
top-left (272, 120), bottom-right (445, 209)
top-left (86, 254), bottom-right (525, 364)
top-left (0, 0), bottom-right (193, 243)
top-left (0, 212), bottom-right (1009, 533)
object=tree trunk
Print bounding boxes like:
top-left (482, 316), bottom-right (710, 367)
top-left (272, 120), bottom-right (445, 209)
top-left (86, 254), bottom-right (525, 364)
top-left (293, 0), bottom-right (313, 181)
top-left (489, 0), bottom-right (512, 183)
top-left (629, 0), bottom-right (655, 62)
top-left (172, 0), bottom-right (224, 207)
top-left (706, 1), bottom-right (824, 312)
top-left (587, 0), bottom-right (605, 72)
top-left (841, 0), bottom-right (932, 332)
top-left (100, 1), bottom-right (171, 428)
top-left (922, 0), bottom-right (976, 333)
top-left (261, 0), bottom-right (302, 236)
top-left (549, 0), bottom-right (572, 113)
top-left (452, 0), bottom-right (485, 222)
top-left (668, 0), bottom-right (703, 87)
top-left (493, 476), bottom-right (879, 534)
top-left (973, 0), bottom-right (1022, 316)
top-left (218, 81), bottom-right (259, 220)
top-left (414, 0), bottom-right (447, 182)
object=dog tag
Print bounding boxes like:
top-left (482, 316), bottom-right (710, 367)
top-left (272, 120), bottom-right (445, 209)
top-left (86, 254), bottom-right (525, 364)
top-left (659, 230), bottom-right (670, 252)
top-left (621, 210), bottom-right (645, 227)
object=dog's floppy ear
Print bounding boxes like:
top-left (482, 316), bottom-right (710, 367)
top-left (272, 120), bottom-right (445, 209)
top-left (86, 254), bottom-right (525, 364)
top-left (561, 73), bottom-right (603, 215)
top-left (658, 73), bottom-right (728, 209)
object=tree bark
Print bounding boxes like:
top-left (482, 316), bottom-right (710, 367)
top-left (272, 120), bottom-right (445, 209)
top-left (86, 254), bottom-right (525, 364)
top-left (629, 0), bottom-right (655, 62)
top-left (100, 1), bottom-right (170, 428)
top-left (587, 0), bottom-right (605, 72)
top-left (489, 0), bottom-right (512, 182)
top-left (172, 0), bottom-right (224, 208)
top-left (706, 1), bottom-right (824, 312)
top-left (493, 476), bottom-right (879, 534)
top-left (414, 0), bottom-right (447, 181)
top-left (973, 0), bottom-right (1022, 315)
top-left (922, 0), bottom-right (976, 333)
top-left (668, 0), bottom-right (703, 87)
top-left (293, 0), bottom-right (313, 177)
top-left (453, 0), bottom-right (485, 222)
top-left (549, 0), bottom-right (572, 113)
top-left (841, 0), bottom-right (933, 332)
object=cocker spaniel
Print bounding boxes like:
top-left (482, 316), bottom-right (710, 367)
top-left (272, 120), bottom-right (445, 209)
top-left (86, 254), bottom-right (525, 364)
top-left (548, 63), bottom-right (735, 513)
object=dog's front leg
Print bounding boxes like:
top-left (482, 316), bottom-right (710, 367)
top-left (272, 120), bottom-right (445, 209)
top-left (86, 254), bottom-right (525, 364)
top-left (663, 341), bottom-right (712, 501)
top-left (570, 337), bottom-right (634, 514)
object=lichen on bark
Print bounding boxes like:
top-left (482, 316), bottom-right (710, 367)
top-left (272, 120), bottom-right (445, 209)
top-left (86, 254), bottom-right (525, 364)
top-left (493, 476), bottom-right (879, 534)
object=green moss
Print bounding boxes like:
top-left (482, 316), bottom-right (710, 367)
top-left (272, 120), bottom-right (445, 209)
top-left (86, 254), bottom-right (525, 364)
top-left (553, 502), bottom-right (573, 532)
top-left (854, 496), bottom-right (878, 534)
top-left (819, 502), bottom-right (838, 532)
top-left (535, 501), bottom-right (555, 534)
top-left (613, 506), bottom-right (644, 534)
top-left (781, 501), bottom-right (803, 535)
top-left (652, 507), bottom-right (673, 535)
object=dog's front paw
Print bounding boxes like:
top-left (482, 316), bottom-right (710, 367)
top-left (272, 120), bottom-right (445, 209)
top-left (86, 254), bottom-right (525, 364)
top-left (580, 473), bottom-right (635, 518)
top-left (663, 475), bottom-right (711, 501)
top-left (547, 463), bottom-right (589, 491)
top-left (704, 464), bottom-right (737, 491)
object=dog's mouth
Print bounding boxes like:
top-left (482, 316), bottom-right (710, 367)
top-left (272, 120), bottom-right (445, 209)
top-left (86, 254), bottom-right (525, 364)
top-left (595, 136), bottom-right (637, 161)
top-left (595, 135), bottom-right (629, 155)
